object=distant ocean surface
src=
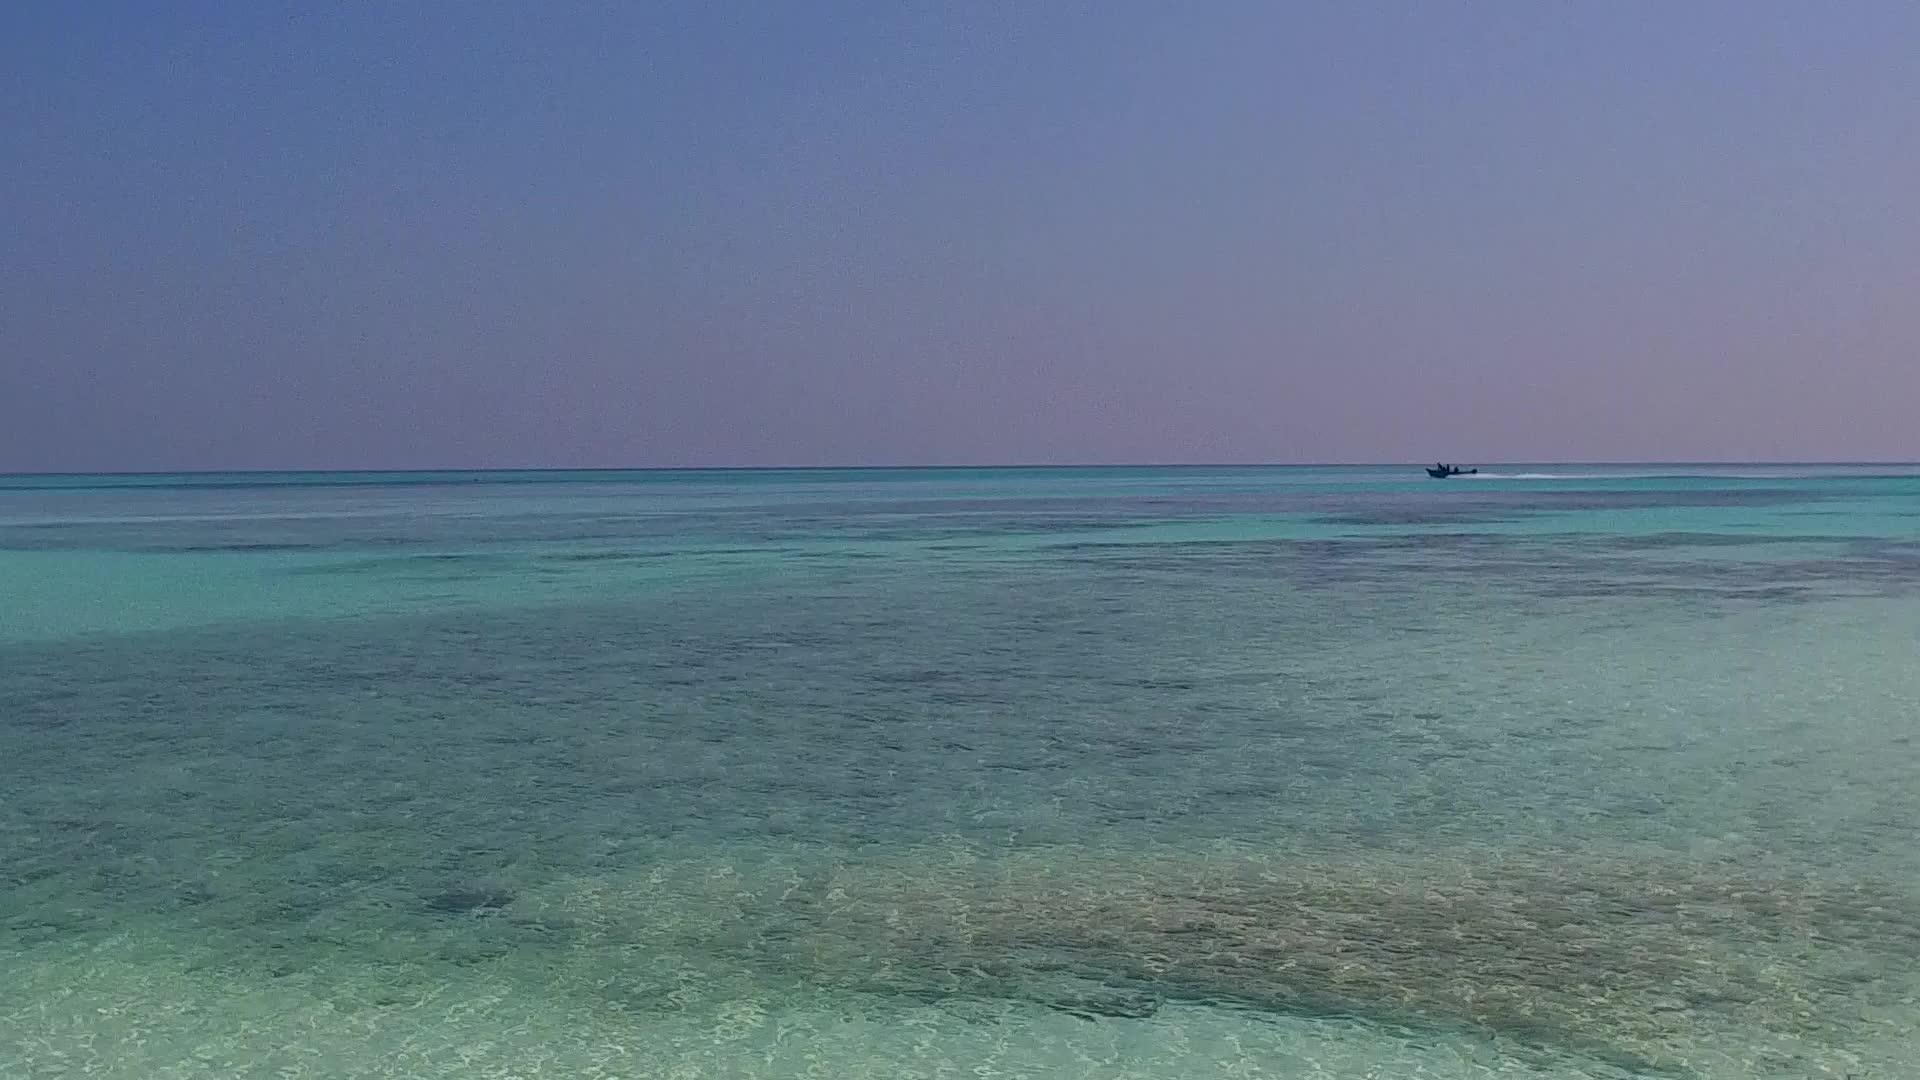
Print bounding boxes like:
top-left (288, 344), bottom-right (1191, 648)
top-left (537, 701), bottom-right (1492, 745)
top-left (4, 465), bottom-right (1919, 1078)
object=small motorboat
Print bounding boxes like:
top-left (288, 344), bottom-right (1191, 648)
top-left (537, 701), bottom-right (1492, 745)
top-left (1425, 464), bottom-right (1477, 478)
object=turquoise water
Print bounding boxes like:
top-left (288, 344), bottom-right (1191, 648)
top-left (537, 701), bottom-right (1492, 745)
top-left (4, 465), bottom-right (1919, 1078)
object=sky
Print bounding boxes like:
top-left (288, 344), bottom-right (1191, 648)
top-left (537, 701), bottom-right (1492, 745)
top-left (3, 2), bottom-right (1917, 470)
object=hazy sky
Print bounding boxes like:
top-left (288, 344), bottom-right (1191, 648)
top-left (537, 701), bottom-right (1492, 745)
top-left (4, 3), bottom-right (1917, 470)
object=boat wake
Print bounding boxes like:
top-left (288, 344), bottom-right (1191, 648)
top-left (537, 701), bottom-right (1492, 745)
top-left (1463, 472), bottom-right (1614, 480)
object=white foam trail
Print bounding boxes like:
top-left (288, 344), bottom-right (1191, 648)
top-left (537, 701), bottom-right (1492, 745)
top-left (1464, 472), bottom-right (1619, 480)
top-left (1452, 465), bottom-right (1920, 481)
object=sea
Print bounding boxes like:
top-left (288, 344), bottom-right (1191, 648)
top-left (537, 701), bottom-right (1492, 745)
top-left (2, 465), bottom-right (1918, 1079)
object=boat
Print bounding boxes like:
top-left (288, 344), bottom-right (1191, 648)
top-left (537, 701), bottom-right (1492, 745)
top-left (1425, 464), bottom-right (1477, 478)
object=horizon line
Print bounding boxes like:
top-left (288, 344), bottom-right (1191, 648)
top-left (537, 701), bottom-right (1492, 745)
top-left (6, 459), bottom-right (1920, 479)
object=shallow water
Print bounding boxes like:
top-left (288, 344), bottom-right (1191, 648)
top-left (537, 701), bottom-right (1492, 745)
top-left (4, 466), bottom-right (1919, 1078)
